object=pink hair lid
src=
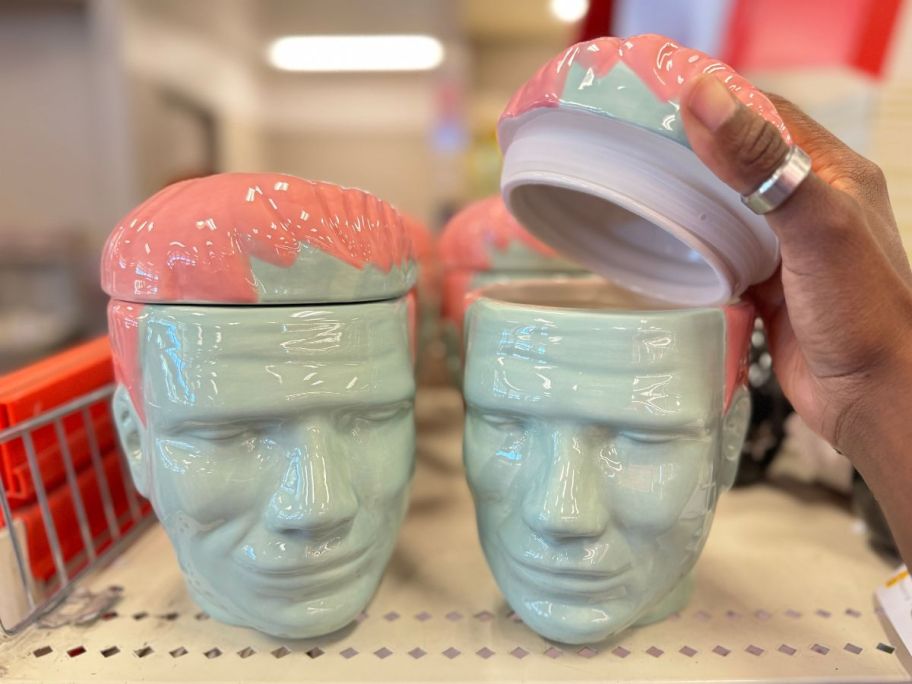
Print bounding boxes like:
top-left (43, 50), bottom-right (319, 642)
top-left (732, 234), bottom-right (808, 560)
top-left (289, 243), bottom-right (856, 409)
top-left (404, 213), bottom-right (435, 264)
top-left (108, 300), bottom-right (145, 422)
top-left (101, 173), bottom-right (414, 304)
top-left (501, 34), bottom-right (790, 144)
top-left (723, 299), bottom-right (755, 411)
top-left (438, 196), bottom-right (561, 271)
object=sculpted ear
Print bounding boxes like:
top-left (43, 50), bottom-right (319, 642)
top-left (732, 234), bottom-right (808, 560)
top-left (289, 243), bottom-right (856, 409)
top-left (112, 385), bottom-right (149, 497)
top-left (719, 386), bottom-right (751, 492)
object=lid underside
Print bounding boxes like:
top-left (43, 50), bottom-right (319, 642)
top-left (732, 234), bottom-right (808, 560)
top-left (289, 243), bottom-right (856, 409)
top-left (500, 109), bottom-right (779, 307)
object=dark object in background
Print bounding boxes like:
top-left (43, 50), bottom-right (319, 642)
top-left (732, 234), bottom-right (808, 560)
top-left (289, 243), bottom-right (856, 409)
top-left (734, 319), bottom-right (794, 487)
top-left (853, 470), bottom-right (900, 559)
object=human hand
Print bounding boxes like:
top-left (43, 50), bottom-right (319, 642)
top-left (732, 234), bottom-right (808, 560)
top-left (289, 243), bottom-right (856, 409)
top-left (680, 75), bottom-right (912, 465)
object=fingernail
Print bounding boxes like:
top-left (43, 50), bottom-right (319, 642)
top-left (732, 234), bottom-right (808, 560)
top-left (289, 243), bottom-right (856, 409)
top-left (686, 76), bottom-right (738, 132)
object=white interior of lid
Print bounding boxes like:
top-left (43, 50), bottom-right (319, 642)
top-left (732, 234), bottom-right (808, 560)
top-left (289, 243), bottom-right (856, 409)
top-left (500, 109), bottom-right (779, 307)
top-left (509, 183), bottom-right (729, 305)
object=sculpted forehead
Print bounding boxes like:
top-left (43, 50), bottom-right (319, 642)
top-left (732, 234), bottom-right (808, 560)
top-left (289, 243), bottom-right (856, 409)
top-left (139, 301), bottom-right (413, 418)
top-left (464, 300), bottom-right (725, 426)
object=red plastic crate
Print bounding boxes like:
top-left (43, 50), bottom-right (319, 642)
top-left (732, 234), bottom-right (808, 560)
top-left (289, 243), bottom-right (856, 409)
top-left (0, 338), bottom-right (116, 507)
top-left (3, 448), bottom-right (149, 581)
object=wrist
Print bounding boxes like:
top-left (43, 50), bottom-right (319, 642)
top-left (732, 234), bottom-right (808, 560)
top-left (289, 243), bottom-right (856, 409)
top-left (838, 337), bottom-right (912, 473)
top-left (845, 340), bottom-right (912, 566)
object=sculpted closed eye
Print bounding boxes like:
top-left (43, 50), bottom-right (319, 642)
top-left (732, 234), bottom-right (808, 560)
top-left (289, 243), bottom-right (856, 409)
top-left (340, 401), bottom-right (411, 426)
top-left (620, 431), bottom-right (681, 445)
top-left (183, 424), bottom-right (250, 441)
top-left (178, 418), bottom-right (281, 442)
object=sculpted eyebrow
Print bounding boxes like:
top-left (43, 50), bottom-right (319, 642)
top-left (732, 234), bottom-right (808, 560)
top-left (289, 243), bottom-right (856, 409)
top-left (159, 392), bottom-right (413, 428)
top-left (466, 397), bottom-right (708, 431)
top-left (621, 423), bottom-right (709, 439)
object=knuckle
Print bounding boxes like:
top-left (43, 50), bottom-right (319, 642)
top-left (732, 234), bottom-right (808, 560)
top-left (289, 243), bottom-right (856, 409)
top-left (859, 159), bottom-right (887, 190)
top-left (839, 156), bottom-right (888, 196)
top-left (835, 157), bottom-right (893, 214)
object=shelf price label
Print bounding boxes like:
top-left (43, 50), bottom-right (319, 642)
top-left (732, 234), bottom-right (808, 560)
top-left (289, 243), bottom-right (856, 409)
top-left (876, 565), bottom-right (912, 660)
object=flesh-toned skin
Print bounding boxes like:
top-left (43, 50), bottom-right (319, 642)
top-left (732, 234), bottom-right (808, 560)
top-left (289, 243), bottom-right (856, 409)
top-left (681, 75), bottom-right (912, 565)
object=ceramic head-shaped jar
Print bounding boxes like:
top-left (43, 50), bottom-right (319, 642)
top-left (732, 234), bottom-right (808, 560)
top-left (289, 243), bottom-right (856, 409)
top-left (102, 173), bottom-right (417, 638)
top-left (463, 280), bottom-right (753, 644)
top-left (438, 196), bottom-right (585, 378)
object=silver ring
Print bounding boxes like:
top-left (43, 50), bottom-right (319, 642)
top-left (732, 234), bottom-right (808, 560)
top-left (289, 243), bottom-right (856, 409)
top-left (741, 145), bottom-right (812, 214)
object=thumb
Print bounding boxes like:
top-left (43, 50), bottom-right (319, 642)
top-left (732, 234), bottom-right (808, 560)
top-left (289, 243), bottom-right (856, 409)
top-left (679, 74), bottom-right (859, 260)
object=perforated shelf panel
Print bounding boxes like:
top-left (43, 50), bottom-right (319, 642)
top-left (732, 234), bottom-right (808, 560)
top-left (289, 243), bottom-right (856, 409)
top-left (0, 387), bottom-right (908, 683)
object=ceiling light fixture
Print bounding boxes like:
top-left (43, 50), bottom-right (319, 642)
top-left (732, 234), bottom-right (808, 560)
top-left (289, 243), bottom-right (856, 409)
top-left (549, 0), bottom-right (589, 24)
top-left (267, 34), bottom-right (444, 72)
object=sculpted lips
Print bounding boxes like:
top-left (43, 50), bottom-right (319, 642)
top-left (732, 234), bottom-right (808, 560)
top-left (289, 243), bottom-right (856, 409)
top-left (506, 549), bottom-right (632, 598)
top-left (234, 543), bottom-right (369, 579)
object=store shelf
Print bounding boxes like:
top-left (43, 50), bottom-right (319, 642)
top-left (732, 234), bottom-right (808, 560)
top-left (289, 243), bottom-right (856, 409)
top-left (0, 387), bottom-right (908, 683)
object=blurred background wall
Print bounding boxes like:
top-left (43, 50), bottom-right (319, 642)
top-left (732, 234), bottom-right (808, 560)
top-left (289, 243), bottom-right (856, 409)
top-left (0, 2), bottom-right (128, 239)
top-left (1, 0), bottom-right (911, 369)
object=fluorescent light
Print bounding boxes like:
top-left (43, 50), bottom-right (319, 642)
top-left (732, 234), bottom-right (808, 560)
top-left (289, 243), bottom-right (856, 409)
top-left (549, 0), bottom-right (589, 23)
top-left (268, 35), bottom-right (444, 72)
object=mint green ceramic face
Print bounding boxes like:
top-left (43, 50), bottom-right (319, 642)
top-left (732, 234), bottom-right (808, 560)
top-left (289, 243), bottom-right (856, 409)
top-left (462, 289), bottom-right (749, 644)
top-left (441, 270), bottom-right (589, 385)
top-left (112, 299), bottom-right (415, 639)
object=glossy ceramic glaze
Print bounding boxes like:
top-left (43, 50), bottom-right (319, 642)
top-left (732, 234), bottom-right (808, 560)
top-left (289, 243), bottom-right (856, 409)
top-left (462, 280), bottom-right (753, 644)
top-left (438, 197), bottom-right (586, 380)
top-left (438, 196), bottom-right (579, 274)
top-left (102, 173), bottom-right (417, 639)
top-left (404, 213), bottom-right (439, 303)
top-left (102, 173), bottom-right (415, 305)
top-left (497, 34), bottom-right (788, 306)
top-left (110, 300), bottom-right (415, 638)
top-left (500, 33), bottom-right (788, 147)
top-left (403, 214), bottom-right (440, 366)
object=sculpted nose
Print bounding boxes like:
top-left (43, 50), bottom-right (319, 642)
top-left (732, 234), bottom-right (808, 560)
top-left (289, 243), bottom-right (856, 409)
top-left (522, 428), bottom-right (609, 541)
top-left (265, 421), bottom-right (358, 538)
